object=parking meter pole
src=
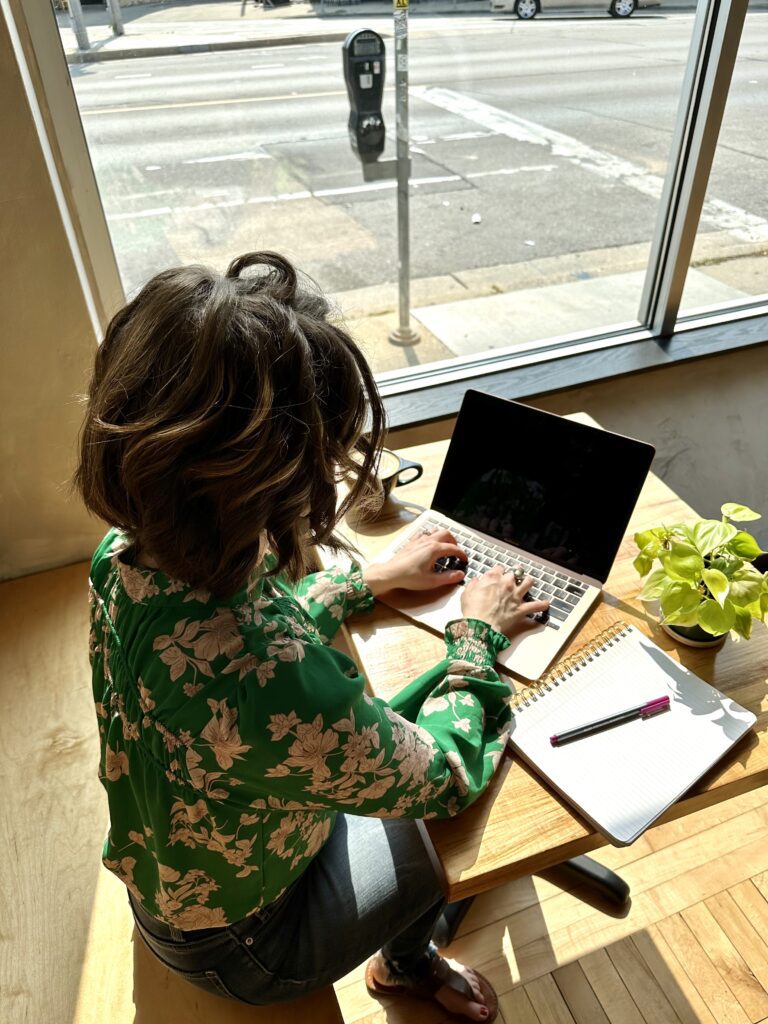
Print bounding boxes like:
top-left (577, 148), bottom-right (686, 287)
top-left (68, 0), bottom-right (90, 51)
top-left (388, 1), bottom-right (420, 347)
top-left (106, 0), bottom-right (125, 37)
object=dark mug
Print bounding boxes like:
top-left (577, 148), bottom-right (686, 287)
top-left (378, 448), bottom-right (424, 496)
top-left (347, 448), bottom-right (424, 524)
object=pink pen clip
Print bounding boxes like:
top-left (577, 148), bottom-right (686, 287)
top-left (641, 696), bottom-right (670, 716)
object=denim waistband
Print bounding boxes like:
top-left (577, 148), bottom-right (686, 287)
top-left (129, 881), bottom-right (296, 944)
top-left (129, 892), bottom-right (229, 942)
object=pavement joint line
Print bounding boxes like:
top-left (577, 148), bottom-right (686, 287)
top-left (66, 32), bottom-right (352, 64)
top-left (80, 86), bottom-right (351, 115)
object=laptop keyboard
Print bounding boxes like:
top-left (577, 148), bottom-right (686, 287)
top-left (412, 515), bottom-right (589, 630)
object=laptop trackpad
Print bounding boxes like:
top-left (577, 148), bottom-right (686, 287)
top-left (381, 586), bottom-right (464, 632)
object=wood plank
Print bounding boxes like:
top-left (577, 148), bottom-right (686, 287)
top-left (452, 789), bottom-right (768, 944)
top-left (656, 914), bottom-right (750, 1024)
top-left (497, 985), bottom-right (542, 1024)
top-left (524, 974), bottom-right (576, 1024)
top-left (552, 961), bottom-right (610, 1024)
top-left (682, 901), bottom-right (768, 1022)
top-left (442, 802), bottom-right (768, 993)
top-left (730, 881), bottom-right (768, 946)
top-left (606, 936), bottom-right (681, 1024)
top-left (751, 872), bottom-right (768, 907)
top-left (579, 948), bottom-right (645, 1024)
top-left (705, 891), bottom-right (768, 1017)
top-left (634, 927), bottom-right (717, 1024)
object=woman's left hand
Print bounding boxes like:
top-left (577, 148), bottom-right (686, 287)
top-left (363, 528), bottom-right (467, 597)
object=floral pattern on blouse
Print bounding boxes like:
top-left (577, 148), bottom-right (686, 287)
top-left (89, 529), bottom-right (512, 928)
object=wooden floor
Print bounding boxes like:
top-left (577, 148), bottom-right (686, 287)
top-left (335, 783), bottom-right (768, 1024)
top-left (4, 561), bottom-right (768, 1024)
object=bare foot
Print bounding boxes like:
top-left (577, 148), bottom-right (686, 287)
top-left (370, 955), bottom-right (493, 1022)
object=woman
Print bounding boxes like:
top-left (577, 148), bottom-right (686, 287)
top-left (76, 252), bottom-right (548, 1022)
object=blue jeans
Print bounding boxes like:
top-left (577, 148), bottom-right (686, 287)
top-left (130, 815), bottom-right (447, 1005)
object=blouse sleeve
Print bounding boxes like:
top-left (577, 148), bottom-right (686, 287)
top-left (232, 617), bottom-right (512, 819)
top-left (285, 563), bottom-right (374, 644)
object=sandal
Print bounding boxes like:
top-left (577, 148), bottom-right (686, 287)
top-left (365, 946), bottom-right (499, 1022)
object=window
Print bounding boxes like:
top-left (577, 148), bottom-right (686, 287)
top-left (679, 7), bottom-right (768, 318)
top-left (39, 0), bottom-right (768, 400)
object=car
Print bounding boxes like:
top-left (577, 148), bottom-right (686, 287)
top-left (490, 0), bottom-right (648, 18)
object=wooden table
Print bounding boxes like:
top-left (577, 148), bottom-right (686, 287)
top-left (323, 435), bottom-right (768, 902)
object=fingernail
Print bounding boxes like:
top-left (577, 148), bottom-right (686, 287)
top-left (480, 1009), bottom-right (488, 1018)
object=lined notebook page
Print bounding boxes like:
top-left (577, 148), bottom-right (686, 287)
top-left (507, 625), bottom-right (755, 845)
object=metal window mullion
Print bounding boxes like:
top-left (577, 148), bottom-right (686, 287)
top-left (639, 0), bottom-right (748, 338)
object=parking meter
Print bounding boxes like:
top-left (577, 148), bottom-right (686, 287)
top-left (342, 30), bottom-right (386, 165)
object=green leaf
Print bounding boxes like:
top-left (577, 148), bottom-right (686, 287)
top-left (633, 552), bottom-right (653, 577)
top-left (727, 531), bottom-right (764, 561)
top-left (639, 568), bottom-right (667, 601)
top-left (702, 568), bottom-right (729, 606)
top-left (692, 520), bottom-right (737, 556)
top-left (672, 524), bottom-right (696, 545)
top-left (728, 577), bottom-right (763, 608)
top-left (761, 593), bottom-right (768, 619)
top-left (721, 502), bottom-right (761, 522)
top-left (660, 541), bottom-right (704, 584)
top-left (634, 528), bottom-right (665, 558)
top-left (731, 604), bottom-right (753, 640)
top-left (697, 598), bottom-right (735, 636)
top-left (660, 582), bottom-right (702, 625)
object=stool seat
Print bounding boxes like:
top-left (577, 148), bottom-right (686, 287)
top-left (73, 868), bottom-right (343, 1024)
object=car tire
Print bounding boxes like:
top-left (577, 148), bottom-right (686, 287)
top-left (514, 0), bottom-right (539, 18)
top-left (609, 0), bottom-right (636, 15)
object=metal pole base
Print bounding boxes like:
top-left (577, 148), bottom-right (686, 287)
top-left (388, 324), bottom-right (420, 347)
top-left (432, 896), bottom-right (475, 948)
top-left (547, 855), bottom-right (630, 908)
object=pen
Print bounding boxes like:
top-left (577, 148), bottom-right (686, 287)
top-left (550, 696), bottom-right (670, 747)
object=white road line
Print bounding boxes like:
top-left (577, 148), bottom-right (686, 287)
top-left (114, 74), bottom-right (153, 80)
top-left (182, 151), bottom-right (271, 165)
top-left (442, 131), bottom-right (495, 142)
top-left (250, 64), bottom-right (286, 70)
top-left (467, 164), bottom-right (557, 179)
top-left (412, 86), bottom-right (768, 243)
top-left (107, 175), bottom-right (464, 222)
top-left (315, 174), bottom-right (460, 197)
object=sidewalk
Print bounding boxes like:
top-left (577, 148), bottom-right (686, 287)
top-left (59, 0), bottom-right (492, 62)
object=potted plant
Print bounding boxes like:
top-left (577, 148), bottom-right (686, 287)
top-left (634, 502), bottom-right (768, 647)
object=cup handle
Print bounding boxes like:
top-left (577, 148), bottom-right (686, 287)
top-left (394, 458), bottom-right (424, 487)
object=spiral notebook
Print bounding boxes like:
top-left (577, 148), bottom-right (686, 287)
top-left (507, 622), bottom-right (756, 845)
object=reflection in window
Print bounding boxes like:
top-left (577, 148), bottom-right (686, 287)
top-left (679, 9), bottom-right (768, 316)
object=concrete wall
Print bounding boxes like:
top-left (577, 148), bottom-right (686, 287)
top-left (0, 8), bottom-right (107, 579)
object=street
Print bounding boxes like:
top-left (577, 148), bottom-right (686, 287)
top-left (71, 12), bottom-right (767, 316)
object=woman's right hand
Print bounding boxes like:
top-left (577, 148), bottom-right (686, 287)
top-left (460, 565), bottom-right (550, 639)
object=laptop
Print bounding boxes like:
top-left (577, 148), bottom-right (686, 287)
top-left (373, 390), bottom-right (655, 680)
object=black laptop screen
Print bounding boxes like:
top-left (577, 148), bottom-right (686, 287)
top-left (431, 391), bottom-right (655, 583)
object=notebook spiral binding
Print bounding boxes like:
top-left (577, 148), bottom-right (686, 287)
top-left (510, 620), bottom-right (631, 712)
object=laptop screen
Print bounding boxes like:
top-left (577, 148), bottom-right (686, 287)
top-left (431, 390), bottom-right (655, 583)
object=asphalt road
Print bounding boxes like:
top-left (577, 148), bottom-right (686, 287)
top-left (71, 11), bottom-right (768, 298)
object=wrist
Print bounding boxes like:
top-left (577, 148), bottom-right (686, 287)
top-left (362, 563), bottom-right (396, 598)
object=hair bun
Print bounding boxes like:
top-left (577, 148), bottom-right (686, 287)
top-left (226, 251), bottom-right (297, 302)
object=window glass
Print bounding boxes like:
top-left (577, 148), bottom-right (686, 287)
top-left (66, 2), bottom-right (697, 375)
top-left (679, 9), bottom-right (768, 316)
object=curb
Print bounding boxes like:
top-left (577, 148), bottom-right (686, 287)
top-left (65, 30), bottom-right (349, 63)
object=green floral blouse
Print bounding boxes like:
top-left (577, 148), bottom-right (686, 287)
top-left (89, 528), bottom-right (513, 929)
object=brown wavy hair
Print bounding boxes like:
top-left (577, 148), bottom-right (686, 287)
top-left (75, 252), bottom-right (386, 596)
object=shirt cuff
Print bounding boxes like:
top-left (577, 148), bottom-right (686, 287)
top-left (345, 562), bottom-right (376, 616)
top-left (444, 618), bottom-right (510, 668)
